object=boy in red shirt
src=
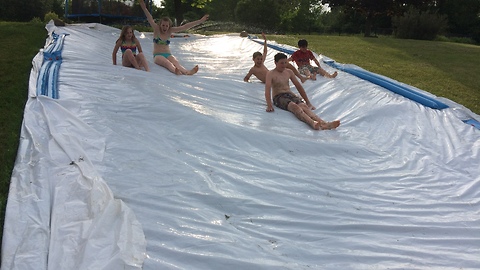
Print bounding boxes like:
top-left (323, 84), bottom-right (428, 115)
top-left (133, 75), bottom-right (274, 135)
top-left (288, 39), bottom-right (337, 80)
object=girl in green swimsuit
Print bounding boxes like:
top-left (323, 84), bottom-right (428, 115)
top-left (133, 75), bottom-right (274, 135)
top-left (138, 0), bottom-right (209, 75)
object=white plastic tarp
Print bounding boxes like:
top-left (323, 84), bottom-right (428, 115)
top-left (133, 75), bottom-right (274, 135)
top-left (2, 22), bottom-right (480, 269)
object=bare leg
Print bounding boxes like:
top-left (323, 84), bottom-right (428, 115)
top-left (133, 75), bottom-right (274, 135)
top-left (287, 63), bottom-right (308, 83)
top-left (298, 103), bottom-right (340, 130)
top-left (304, 69), bottom-right (316, 80)
top-left (186, 65), bottom-right (199, 75)
top-left (154, 55), bottom-right (178, 73)
top-left (167, 55), bottom-right (190, 74)
top-left (122, 50), bottom-right (141, 69)
top-left (319, 120), bottom-right (340, 130)
top-left (318, 68), bottom-right (337, 78)
top-left (288, 102), bottom-right (318, 129)
top-left (136, 52), bottom-right (150, 72)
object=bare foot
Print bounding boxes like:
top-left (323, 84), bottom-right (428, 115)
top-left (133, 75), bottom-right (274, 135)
top-left (187, 65), bottom-right (199, 75)
top-left (175, 68), bottom-right (182, 75)
top-left (319, 120), bottom-right (340, 130)
top-left (329, 71), bottom-right (338, 78)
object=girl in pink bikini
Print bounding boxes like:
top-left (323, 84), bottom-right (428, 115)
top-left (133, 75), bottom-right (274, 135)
top-left (112, 25), bottom-right (150, 71)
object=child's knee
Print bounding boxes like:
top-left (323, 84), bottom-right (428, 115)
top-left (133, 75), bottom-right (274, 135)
top-left (288, 102), bottom-right (302, 114)
top-left (124, 49), bottom-right (134, 56)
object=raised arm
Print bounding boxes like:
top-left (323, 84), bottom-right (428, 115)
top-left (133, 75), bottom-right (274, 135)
top-left (138, 0), bottom-right (157, 29)
top-left (261, 32), bottom-right (267, 63)
top-left (171, 15), bottom-right (209, 33)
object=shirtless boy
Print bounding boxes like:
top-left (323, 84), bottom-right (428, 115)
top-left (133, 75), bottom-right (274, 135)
top-left (244, 33), bottom-right (307, 83)
top-left (265, 53), bottom-right (340, 130)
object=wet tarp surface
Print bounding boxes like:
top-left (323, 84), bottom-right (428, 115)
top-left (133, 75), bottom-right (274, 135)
top-left (2, 22), bottom-right (480, 269)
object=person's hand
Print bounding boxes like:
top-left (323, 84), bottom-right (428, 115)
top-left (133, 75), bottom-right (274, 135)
top-left (262, 32), bottom-right (266, 40)
top-left (266, 105), bottom-right (274, 112)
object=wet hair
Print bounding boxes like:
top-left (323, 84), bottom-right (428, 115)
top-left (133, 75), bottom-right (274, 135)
top-left (252, 52), bottom-right (262, 58)
top-left (298, 39), bottom-right (308, 47)
top-left (118, 25), bottom-right (135, 42)
top-left (274, 53), bottom-right (287, 62)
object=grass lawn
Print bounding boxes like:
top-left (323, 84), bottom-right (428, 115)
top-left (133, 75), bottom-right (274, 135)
top-left (0, 22), bottom-right (479, 254)
top-left (0, 21), bottom-right (47, 248)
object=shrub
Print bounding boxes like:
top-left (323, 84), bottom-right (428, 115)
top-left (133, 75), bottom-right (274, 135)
top-left (44, 11), bottom-right (59, 23)
top-left (392, 7), bottom-right (448, 40)
top-left (30, 17), bottom-right (43, 24)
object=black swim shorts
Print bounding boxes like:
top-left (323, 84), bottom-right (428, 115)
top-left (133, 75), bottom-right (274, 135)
top-left (273, 92), bottom-right (304, 110)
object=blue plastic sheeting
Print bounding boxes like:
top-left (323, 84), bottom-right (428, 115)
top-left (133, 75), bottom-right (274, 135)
top-left (324, 60), bottom-right (449, 109)
top-left (43, 32), bottom-right (68, 61)
top-left (36, 32), bottom-right (68, 98)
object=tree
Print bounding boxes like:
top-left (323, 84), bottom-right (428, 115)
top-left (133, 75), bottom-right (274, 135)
top-left (0, 0), bottom-right (65, 22)
top-left (439, 0), bottom-right (480, 39)
top-left (321, 0), bottom-right (394, 36)
top-left (161, 0), bottom-right (209, 25)
top-left (288, 0), bottom-right (334, 34)
top-left (203, 0), bottom-right (237, 21)
top-left (321, 0), bottom-right (438, 37)
top-left (234, 0), bottom-right (281, 31)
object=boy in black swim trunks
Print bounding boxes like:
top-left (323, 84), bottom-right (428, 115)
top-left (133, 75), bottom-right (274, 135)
top-left (265, 53), bottom-right (340, 130)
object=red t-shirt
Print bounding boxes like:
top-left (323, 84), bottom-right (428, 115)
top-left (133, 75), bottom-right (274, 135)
top-left (291, 50), bottom-right (315, 67)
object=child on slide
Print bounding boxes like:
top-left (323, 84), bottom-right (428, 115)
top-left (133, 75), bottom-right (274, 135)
top-left (138, 0), bottom-right (208, 75)
top-left (112, 25), bottom-right (150, 71)
top-left (265, 53), bottom-right (340, 130)
top-left (288, 39), bottom-right (337, 80)
top-left (244, 33), bottom-right (308, 83)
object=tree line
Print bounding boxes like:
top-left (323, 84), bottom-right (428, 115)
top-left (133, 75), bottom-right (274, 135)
top-left (1, 0), bottom-right (479, 43)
